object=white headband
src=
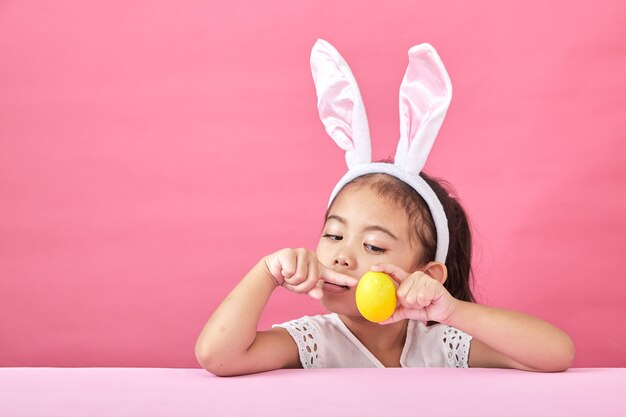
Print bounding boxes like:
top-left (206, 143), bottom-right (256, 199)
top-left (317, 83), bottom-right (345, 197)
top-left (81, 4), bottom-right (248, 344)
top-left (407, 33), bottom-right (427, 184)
top-left (310, 39), bottom-right (452, 264)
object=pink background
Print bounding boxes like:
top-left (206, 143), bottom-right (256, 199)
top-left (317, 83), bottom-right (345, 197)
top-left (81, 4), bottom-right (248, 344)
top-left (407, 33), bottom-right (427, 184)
top-left (1, 1), bottom-right (624, 368)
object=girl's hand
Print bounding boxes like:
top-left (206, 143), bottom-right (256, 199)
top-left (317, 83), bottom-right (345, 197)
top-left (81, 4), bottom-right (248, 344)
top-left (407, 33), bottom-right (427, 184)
top-left (264, 248), bottom-right (358, 299)
top-left (371, 263), bottom-right (458, 325)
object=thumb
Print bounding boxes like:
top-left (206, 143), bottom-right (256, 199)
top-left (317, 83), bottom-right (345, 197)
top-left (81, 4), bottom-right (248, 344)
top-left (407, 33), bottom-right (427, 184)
top-left (379, 307), bottom-right (411, 325)
top-left (379, 306), bottom-right (428, 325)
top-left (306, 286), bottom-right (323, 300)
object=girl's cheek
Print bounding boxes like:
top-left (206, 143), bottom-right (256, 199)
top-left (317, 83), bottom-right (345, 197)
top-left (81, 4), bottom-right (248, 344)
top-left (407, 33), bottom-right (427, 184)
top-left (315, 244), bottom-right (331, 265)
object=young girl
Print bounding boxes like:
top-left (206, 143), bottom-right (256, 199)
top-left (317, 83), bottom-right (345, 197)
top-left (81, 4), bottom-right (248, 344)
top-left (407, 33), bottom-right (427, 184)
top-left (195, 40), bottom-right (575, 376)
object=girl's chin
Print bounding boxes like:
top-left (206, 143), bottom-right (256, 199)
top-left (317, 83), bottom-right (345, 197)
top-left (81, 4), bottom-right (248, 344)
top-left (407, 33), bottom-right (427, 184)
top-left (320, 294), bottom-right (359, 317)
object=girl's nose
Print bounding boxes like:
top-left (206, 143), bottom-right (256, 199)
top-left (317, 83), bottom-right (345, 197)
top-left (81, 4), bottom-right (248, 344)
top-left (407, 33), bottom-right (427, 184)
top-left (333, 253), bottom-right (353, 269)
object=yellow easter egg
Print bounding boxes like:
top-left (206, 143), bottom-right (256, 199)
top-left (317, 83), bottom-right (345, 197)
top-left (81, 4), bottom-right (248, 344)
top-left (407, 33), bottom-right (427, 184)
top-left (355, 271), bottom-right (397, 323)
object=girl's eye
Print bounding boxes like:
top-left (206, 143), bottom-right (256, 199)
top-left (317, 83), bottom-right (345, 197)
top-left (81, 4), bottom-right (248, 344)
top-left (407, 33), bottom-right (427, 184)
top-left (323, 234), bottom-right (342, 241)
top-left (365, 244), bottom-right (386, 253)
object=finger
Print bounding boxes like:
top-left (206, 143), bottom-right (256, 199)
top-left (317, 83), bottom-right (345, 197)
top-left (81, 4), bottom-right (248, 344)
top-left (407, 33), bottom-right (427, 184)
top-left (284, 250), bottom-right (309, 286)
top-left (378, 307), bottom-right (411, 325)
top-left (289, 258), bottom-right (321, 293)
top-left (307, 279), bottom-right (324, 300)
top-left (283, 280), bottom-right (323, 299)
top-left (417, 280), bottom-right (441, 307)
top-left (306, 286), bottom-right (323, 300)
top-left (399, 287), bottom-right (420, 310)
top-left (396, 277), bottom-right (417, 303)
top-left (308, 258), bottom-right (320, 285)
top-left (370, 263), bottom-right (410, 284)
top-left (405, 287), bottom-right (422, 309)
top-left (398, 274), bottom-right (430, 308)
top-left (379, 307), bottom-right (429, 325)
top-left (320, 265), bottom-right (359, 287)
top-left (279, 252), bottom-right (297, 281)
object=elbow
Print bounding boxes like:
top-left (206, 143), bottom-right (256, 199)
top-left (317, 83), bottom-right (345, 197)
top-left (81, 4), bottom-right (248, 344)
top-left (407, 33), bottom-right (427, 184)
top-left (195, 342), bottom-right (239, 377)
top-left (195, 342), bottom-right (223, 376)
top-left (557, 337), bottom-right (576, 372)
top-left (196, 355), bottom-right (231, 377)
top-left (195, 350), bottom-right (229, 377)
top-left (537, 336), bottom-right (576, 373)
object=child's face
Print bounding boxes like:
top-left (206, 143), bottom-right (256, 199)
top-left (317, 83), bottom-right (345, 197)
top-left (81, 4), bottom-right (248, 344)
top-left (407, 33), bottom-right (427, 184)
top-left (316, 183), bottom-right (422, 318)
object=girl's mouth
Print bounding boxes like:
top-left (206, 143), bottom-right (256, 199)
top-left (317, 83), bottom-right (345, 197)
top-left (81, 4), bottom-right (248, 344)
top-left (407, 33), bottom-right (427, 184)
top-left (322, 281), bottom-right (350, 293)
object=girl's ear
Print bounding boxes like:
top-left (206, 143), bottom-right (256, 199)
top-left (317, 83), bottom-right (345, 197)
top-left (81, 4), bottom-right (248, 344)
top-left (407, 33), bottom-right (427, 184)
top-left (310, 39), bottom-right (372, 168)
top-left (422, 261), bottom-right (448, 285)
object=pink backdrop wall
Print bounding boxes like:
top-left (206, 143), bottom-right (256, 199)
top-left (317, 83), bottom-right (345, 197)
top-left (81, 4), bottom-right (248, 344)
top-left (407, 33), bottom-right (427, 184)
top-left (1, 1), bottom-right (624, 368)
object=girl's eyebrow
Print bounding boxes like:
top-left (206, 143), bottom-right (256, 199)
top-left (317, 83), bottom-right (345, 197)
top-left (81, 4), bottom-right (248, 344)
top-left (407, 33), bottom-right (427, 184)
top-left (325, 214), bottom-right (398, 240)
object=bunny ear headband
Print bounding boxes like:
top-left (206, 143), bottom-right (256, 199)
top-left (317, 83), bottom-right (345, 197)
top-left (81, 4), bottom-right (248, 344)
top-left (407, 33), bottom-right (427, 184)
top-left (310, 39), bottom-right (452, 263)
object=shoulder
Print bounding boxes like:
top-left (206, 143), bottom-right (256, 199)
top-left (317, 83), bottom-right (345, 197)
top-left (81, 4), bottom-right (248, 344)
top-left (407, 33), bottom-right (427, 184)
top-left (273, 314), bottom-right (339, 368)
top-left (273, 314), bottom-right (339, 338)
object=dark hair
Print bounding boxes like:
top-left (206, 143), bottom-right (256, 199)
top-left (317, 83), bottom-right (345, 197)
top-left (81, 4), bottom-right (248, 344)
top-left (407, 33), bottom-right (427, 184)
top-left (325, 170), bottom-right (475, 303)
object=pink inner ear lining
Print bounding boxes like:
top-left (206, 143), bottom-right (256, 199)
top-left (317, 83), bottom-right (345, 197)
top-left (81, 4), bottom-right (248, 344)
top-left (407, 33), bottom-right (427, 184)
top-left (395, 42), bottom-right (452, 173)
top-left (311, 38), bottom-right (372, 168)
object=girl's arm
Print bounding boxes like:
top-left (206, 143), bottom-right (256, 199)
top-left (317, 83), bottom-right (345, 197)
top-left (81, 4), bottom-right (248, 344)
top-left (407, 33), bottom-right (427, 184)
top-left (447, 301), bottom-right (575, 372)
top-left (194, 258), bottom-right (300, 376)
top-left (372, 263), bottom-right (575, 372)
top-left (195, 248), bottom-right (357, 376)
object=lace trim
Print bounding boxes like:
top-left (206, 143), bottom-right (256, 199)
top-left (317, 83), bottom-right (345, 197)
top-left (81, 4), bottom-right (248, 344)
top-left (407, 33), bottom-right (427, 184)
top-left (443, 327), bottom-right (471, 368)
top-left (280, 318), bottom-right (319, 368)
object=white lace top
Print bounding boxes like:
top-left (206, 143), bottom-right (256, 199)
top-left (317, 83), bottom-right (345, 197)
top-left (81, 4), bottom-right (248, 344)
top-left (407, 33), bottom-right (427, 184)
top-left (273, 313), bottom-right (472, 368)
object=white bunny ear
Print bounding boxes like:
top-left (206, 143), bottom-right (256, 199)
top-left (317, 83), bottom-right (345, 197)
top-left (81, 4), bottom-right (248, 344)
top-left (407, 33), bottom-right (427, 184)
top-left (310, 39), bottom-right (372, 168)
top-left (394, 44), bottom-right (452, 175)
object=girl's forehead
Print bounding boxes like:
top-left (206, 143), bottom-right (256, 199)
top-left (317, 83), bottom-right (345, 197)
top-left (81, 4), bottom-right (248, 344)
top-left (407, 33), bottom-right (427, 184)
top-left (327, 185), bottom-right (410, 229)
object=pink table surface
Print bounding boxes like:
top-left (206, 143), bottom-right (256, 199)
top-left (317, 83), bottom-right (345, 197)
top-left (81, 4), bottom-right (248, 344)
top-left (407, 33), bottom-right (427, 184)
top-left (1, 367), bottom-right (624, 417)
